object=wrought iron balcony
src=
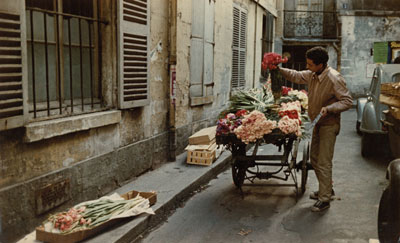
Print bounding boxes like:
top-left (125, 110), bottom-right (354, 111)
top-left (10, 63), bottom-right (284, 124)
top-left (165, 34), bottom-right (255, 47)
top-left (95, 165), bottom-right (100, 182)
top-left (284, 10), bottom-right (338, 39)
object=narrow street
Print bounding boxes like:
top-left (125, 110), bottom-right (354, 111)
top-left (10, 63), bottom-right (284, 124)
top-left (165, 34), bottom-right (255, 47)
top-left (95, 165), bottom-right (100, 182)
top-left (139, 109), bottom-right (392, 243)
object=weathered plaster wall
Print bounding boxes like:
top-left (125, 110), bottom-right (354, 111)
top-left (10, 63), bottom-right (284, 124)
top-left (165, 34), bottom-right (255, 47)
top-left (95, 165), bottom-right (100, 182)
top-left (340, 15), bottom-right (400, 96)
top-left (0, 1), bottom-right (171, 241)
top-left (0, 0), bottom-right (170, 189)
top-left (175, 0), bottom-right (271, 143)
top-left (120, 0), bottom-right (170, 149)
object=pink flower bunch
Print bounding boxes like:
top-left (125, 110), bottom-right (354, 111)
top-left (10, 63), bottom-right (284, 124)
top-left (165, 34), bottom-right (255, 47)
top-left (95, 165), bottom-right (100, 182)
top-left (261, 52), bottom-right (288, 71)
top-left (280, 101), bottom-right (301, 114)
top-left (52, 207), bottom-right (89, 231)
top-left (278, 101), bottom-right (302, 137)
top-left (216, 110), bottom-right (248, 135)
top-left (234, 110), bottom-right (277, 144)
top-left (278, 116), bottom-right (302, 137)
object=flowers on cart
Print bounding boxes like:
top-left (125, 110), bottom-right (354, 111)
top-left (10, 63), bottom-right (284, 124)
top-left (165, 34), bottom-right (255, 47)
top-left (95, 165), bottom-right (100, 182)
top-left (216, 83), bottom-right (310, 144)
top-left (279, 101), bottom-right (301, 121)
top-left (216, 110), bottom-right (248, 136)
top-left (281, 86), bottom-right (293, 96)
top-left (277, 101), bottom-right (303, 137)
top-left (234, 110), bottom-right (277, 144)
top-left (288, 89), bottom-right (308, 110)
top-left (280, 86), bottom-right (309, 111)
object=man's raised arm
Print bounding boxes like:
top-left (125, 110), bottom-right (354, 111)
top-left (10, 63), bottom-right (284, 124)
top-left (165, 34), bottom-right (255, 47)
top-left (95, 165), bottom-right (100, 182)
top-left (279, 67), bottom-right (312, 85)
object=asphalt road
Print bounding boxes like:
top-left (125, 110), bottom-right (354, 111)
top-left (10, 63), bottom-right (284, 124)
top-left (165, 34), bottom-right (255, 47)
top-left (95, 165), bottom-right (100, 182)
top-left (139, 109), bottom-right (393, 243)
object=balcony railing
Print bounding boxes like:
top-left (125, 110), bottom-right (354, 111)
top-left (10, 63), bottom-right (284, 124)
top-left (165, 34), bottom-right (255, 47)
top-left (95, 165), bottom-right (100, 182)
top-left (284, 10), bottom-right (337, 39)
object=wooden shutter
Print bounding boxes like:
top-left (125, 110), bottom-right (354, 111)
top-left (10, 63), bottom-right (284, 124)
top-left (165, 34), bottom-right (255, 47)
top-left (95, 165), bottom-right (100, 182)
top-left (118, 0), bottom-right (150, 109)
top-left (189, 0), bottom-right (205, 97)
top-left (232, 6), bottom-right (247, 89)
top-left (190, 0), bottom-right (214, 98)
top-left (203, 1), bottom-right (214, 96)
top-left (0, 0), bottom-right (27, 131)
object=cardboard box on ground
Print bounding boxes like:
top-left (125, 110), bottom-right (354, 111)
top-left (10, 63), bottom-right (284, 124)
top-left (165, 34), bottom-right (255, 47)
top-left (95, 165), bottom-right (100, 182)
top-left (186, 126), bottom-right (223, 166)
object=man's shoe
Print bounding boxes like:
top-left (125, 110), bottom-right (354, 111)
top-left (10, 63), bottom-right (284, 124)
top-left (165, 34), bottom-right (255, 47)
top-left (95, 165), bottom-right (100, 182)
top-left (309, 189), bottom-right (335, 200)
top-left (311, 200), bottom-right (330, 212)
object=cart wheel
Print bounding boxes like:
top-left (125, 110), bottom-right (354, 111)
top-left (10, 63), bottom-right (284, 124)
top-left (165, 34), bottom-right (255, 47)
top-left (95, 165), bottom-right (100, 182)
top-left (300, 142), bottom-right (310, 194)
top-left (232, 160), bottom-right (246, 188)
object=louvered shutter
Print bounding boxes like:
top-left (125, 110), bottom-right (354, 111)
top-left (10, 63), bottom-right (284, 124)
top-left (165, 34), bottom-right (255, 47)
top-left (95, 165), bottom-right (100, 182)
top-left (0, 1), bottom-right (27, 131)
top-left (118, 0), bottom-right (150, 109)
top-left (231, 6), bottom-right (247, 89)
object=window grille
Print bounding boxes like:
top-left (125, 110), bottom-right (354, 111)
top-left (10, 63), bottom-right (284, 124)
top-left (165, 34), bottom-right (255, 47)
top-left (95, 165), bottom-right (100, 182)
top-left (25, 0), bottom-right (107, 119)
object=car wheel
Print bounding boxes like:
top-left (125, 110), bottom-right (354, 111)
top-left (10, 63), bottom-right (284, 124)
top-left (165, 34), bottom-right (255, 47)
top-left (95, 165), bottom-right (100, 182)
top-left (361, 133), bottom-right (374, 157)
top-left (356, 121), bottom-right (362, 135)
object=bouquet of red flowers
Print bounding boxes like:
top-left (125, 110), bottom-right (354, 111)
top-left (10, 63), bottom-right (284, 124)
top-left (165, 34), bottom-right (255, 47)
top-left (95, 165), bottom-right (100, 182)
top-left (261, 52), bottom-right (288, 71)
top-left (261, 53), bottom-right (288, 99)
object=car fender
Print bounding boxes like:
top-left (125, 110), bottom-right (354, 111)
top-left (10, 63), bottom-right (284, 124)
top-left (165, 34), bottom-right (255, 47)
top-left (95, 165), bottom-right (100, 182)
top-left (386, 159), bottom-right (400, 216)
top-left (360, 101), bottom-right (385, 134)
top-left (357, 98), bottom-right (367, 123)
top-left (379, 159), bottom-right (400, 241)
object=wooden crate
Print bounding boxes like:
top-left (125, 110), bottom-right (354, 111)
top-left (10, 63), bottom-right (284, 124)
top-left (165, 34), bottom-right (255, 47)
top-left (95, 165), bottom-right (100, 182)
top-left (381, 82), bottom-right (400, 97)
top-left (389, 106), bottom-right (400, 120)
top-left (380, 94), bottom-right (400, 108)
top-left (187, 143), bottom-right (217, 166)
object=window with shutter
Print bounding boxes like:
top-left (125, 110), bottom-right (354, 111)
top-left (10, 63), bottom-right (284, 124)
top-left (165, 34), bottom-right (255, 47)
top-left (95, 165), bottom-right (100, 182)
top-left (25, 0), bottom-right (104, 119)
top-left (189, 0), bottom-right (214, 106)
top-left (0, 1), bottom-right (28, 131)
top-left (231, 6), bottom-right (247, 89)
top-left (118, 0), bottom-right (150, 109)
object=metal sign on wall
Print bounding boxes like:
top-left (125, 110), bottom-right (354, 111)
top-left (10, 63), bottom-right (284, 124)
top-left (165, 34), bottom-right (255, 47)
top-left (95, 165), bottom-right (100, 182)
top-left (373, 41), bottom-right (400, 63)
top-left (35, 179), bottom-right (71, 215)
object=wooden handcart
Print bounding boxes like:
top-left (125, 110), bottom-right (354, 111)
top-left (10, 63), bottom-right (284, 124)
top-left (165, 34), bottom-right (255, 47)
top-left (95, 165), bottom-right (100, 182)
top-left (216, 129), bottom-right (312, 198)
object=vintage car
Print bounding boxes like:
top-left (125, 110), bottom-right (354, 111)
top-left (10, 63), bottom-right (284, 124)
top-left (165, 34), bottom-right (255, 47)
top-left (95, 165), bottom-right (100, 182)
top-left (356, 64), bottom-right (400, 157)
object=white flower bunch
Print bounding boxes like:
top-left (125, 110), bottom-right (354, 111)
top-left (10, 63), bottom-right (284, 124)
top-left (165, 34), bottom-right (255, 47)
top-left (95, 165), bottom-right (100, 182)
top-left (288, 90), bottom-right (308, 110)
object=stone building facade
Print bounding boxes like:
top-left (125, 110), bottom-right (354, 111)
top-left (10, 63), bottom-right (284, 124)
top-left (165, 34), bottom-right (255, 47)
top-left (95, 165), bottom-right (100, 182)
top-left (0, 0), bottom-right (278, 242)
top-left (274, 0), bottom-right (400, 97)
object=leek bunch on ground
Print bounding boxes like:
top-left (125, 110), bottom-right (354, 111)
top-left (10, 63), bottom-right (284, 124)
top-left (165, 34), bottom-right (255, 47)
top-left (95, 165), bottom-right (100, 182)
top-left (44, 194), bottom-right (153, 234)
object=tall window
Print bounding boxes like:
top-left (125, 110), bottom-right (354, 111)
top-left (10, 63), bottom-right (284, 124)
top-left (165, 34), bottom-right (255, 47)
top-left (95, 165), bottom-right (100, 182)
top-left (231, 5), bottom-right (247, 89)
top-left (25, 0), bottom-right (104, 119)
top-left (261, 12), bottom-right (274, 78)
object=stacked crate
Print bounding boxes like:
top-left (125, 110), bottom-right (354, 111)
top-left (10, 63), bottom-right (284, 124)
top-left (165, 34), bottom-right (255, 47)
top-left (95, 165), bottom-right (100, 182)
top-left (380, 82), bottom-right (400, 118)
top-left (186, 126), bottom-right (217, 166)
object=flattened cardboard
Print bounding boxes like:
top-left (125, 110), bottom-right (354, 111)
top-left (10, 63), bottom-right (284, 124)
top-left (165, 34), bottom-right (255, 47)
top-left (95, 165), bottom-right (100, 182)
top-left (188, 126), bottom-right (217, 145)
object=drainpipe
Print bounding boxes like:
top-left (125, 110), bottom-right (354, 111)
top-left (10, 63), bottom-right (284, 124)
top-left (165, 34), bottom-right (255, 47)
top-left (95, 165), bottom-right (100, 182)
top-left (332, 41), bottom-right (341, 72)
top-left (252, 0), bottom-right (259, 88)
top-left (168, 0), bottom-right (177, 161)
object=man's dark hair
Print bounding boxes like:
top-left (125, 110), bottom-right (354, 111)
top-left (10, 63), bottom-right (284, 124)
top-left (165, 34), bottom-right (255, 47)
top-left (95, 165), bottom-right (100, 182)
top-left (306, 46), bottom-right (329, 65)
top-left (394, 56), bottom-right (400, 64)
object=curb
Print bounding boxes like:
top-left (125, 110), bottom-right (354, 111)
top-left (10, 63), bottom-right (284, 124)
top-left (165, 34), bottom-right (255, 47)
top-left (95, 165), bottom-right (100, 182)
top-left (86, 150), bottom-right (232, 243)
